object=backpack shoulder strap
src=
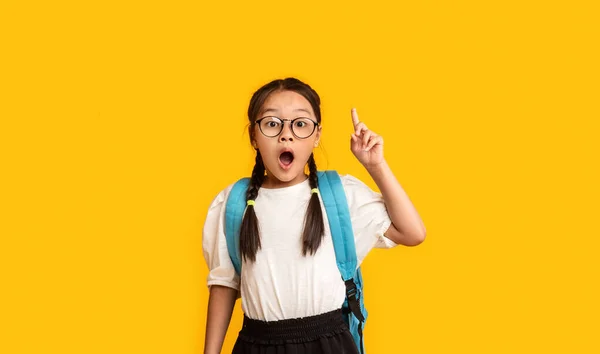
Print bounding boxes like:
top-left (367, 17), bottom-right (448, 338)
top-left (224, 178), bottom-right (250, 275)
top-left (318, 170), bottom-right (367, 353)
top-left (317, 170), bottom-right (357, 280)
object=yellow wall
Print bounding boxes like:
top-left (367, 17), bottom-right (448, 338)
top-left (1, 1), bottom-right (599, 353)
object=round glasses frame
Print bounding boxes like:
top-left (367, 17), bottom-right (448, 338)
top-left (255, 116), bottom-right (319, 139)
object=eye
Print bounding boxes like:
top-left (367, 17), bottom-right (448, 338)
top-left (261, 117), bottom-right (281, 128)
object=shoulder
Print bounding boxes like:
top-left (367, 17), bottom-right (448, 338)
top-left (337, 173), bottom-right (379, 198)
top-left (333, 172), bottom-right (385, 211)
top-left (338, 173), bottom-right (369, 188)
top-left (203, 177), bottom-right (248, 239)
top-left (208, 177), bottom-right (249, 208)
top-left (332, 172), bottom-right (396, 251)
top-left (318, 171), bottom-right (369, 190)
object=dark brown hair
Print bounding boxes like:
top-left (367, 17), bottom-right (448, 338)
top-left (240, 77), bottom-right (325, 262)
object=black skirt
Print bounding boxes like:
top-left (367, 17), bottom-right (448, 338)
top-left (232, 308), bottom-right (360, 354)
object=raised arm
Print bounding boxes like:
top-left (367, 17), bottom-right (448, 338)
top-left (349, 108), bottom-right (427, 246)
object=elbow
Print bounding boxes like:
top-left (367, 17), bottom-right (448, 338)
top-left (387, 223), bottom-right (427, 246)
top-left (404, 226), bottom-right (427, 246)
top-left (404, 232), bottom-right (426, 246)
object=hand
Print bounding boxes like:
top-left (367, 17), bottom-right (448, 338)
top-left (350, 108), bottom-right (385, 168)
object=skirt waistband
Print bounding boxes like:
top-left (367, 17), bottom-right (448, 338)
top-left (238, 309), bottom-right (348, 344)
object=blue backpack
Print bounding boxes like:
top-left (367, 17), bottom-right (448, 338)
top-left (224, 170), bottom-right (368, 353)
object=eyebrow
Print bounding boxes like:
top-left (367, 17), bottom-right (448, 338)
top-left (260, 108), bottom-right (312, 116)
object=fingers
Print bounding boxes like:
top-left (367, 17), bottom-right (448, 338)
top-left (351, 108), bottom-right (368, 136)
top-left (351, 120), bottom-right (372, 149)
top-left (350, 108), bottom-right (382, 152)
top-left (362, 130), bottom-right (372, 149)
top-left (365, 135), bottom-right (383, 151)
top-left (354, 122), bottom-right (368, 136)
top-left (352, 130), bottom-right (382, 151)
top-left (351, 108), bottom-right (359, 127)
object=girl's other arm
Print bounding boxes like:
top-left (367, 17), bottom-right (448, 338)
top-left (204, 285), bottom-right (237, 354)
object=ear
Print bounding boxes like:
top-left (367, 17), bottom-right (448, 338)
top-left (314, 125), bottom-right (322, 147)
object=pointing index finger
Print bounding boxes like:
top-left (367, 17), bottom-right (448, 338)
top-left (351, 108), bottom-right (359, 127)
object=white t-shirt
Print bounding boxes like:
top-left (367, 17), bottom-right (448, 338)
top-left (202, 174), bottom-right (397, 321)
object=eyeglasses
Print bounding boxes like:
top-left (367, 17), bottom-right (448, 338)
top-left (255, 116), bottom-right (319, 139)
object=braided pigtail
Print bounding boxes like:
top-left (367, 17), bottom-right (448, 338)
top-left (301, 153), bottom-right (325, 256)
top-left (240, 151), bottom-right (265, 262)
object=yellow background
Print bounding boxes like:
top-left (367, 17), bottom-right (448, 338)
top-left (1, 1), bottom-right (599, 353)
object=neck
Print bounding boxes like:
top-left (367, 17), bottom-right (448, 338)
top-left (262, 173), bottom-right (309, 189)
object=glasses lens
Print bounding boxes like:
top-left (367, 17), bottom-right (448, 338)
top-left (292, 118), bottom-right (316, 138)
top-left (259, 117), bottom-right (282, 137)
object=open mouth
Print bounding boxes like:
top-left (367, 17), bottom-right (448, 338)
top-left (279, 151), bottom-right (294, 169)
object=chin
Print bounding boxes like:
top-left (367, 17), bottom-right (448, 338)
top-left (265, 162), bottom-right (304, 184)
top-left (269, 169), bottom-right (299, 182)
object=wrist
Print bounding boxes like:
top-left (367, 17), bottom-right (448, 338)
top-left (364, 159), bottom-right (389, 176)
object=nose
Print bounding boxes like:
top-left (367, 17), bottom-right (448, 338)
top-left (279, 122), bottom-right (294, 142)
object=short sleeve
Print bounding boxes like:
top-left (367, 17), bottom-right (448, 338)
top-left (202, 184), bottom-right (240, 291)
top-left (341, 174), bottom-right (397, 265)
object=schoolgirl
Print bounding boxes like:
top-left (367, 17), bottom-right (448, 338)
top-left (203, 77), bottom-right (426, 353)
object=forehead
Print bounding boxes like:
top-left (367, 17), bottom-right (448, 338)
top-left (260, 90), bottom-right (314, 117)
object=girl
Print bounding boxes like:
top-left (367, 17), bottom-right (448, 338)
top-left (202, 77), bottom-right (426, 354)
